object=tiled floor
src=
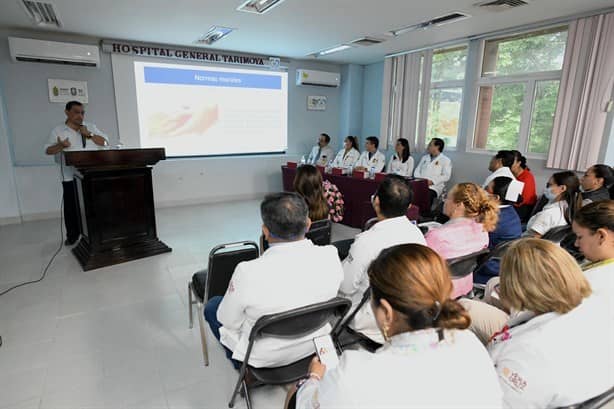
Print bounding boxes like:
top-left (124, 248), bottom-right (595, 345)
top-left (0, 200), bottom-right (359, 409)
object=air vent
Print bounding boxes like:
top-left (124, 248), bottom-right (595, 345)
top-left (20, 0), bottom-right (61, 28)
top-left (349, 37), bottom-right (385, 47)
top-left (15, 56), bottom-right (96, 67)
top-left (475, 0), bottom-right (529, 11)
top-left (237, 0), bottom-right (287, 14)
top-left (430, 12), bottom-right (469, 25)
top-left (390, 12), bottom-right (471, 36)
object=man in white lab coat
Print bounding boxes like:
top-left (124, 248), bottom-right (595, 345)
top-left (340, 175), bottom-right (426, 343)
top-left (354, 136), bottom-right (386, 173)
top-left (483, 150), bottom-right (516, 188)
top-left (413, 138), bottom-right (452, 210)
top-left (307, 133), bottom-right (335, 166)
top-left (204, 192), bottom-right (343, 368)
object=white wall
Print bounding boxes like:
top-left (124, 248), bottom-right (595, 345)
top-left (0, 29), bottom-right (342, 223)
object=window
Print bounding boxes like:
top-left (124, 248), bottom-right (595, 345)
top-left (472, 27), bottom-right (567, 155)
top-left (426, 46), bottom-right (467, 149)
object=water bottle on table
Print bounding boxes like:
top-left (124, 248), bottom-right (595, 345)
top-left (370, 166), bottom-right (375, 179)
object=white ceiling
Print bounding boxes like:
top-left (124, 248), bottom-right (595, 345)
top-left (1, 0), bottom-right (613, 65)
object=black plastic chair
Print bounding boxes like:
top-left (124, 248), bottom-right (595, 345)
top-left (447, 249), bottom-right (490, 279)
top-left (261, 219), bottom-right (332, 252)
top-left (188, 241), bottom-right (259, 366)
top-left (332, 238), bottom-right (354, 261)
top-left (473, 241), bottom-right (514, 292)
top-left (362, 217), bottom-right (379, 232)
top-left (228, 297), bottom-right (351, 409)
top-left (333, 288), bottom-right (382, 354)
top-left (557, 386), bottom-right (614, 409)
top-left (542, 225), bottom-right (572, 243)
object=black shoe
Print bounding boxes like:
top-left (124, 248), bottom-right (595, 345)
top-left (64, 237), bottom-right (78, 246)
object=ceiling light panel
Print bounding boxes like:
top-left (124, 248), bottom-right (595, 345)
top-left (237, 0), bottom-right (288, 14)
top-left (196, 26), bottom-right (234, 45)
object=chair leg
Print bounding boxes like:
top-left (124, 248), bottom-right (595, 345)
top-left (196, 302), bottom-right (209, 366)
top-left (242, 380), bottom-right (252, 409)
top-left (188, 283), bottom-right (194, 329)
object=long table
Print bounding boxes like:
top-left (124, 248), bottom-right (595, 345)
top-left (282, 166), bottom-right (430, 229)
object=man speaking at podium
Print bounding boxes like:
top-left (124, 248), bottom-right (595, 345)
top-left (45, 100), bottom-right (108, 245)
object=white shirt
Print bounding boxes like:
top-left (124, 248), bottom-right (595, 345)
top-left (525, 201), bottom-right (568, 236)
top-left (46, 122), bottom-right (108, 181)
top-left (413, 153), bottom-right (452, 197)
top-left (483, 166), bottom-right (515, 188)
top-left (386, 154), bottom-right (414, 177)
top-left (217, 239), bottom-right (343, 367)
top-left (584, 259), bottom-right (614, 300)
top-left (297, 329), bottom-right (503, 409)
top-left (340, 216), bottom-right (426, 342)
top-left (307, 145), bottom-right (335, 166)
top-left (331, 148), bottom-right (360, 170)
top-left (488, 295), bottom-right (613, 408)
top-left (355, 150), bottom-right (386, 173)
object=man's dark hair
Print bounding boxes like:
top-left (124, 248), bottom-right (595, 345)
top-left (65, 100), bottom-right (83, 111)
top-left (366, 136), bottom-right (379, 149)
top-left (491, 176), bottom-right (516, 205)
top-left (261, 192), bottom-right (309, 240)
top-left (375, 175), bottom-right (413, 218)
top-left (320, 133), bottom-right (331, 143)
top-left (431, 138), bottom-right (445, 153)
top-left (495, 150), bottom-right (515, 168)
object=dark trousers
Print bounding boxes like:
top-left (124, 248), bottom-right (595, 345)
top-left (62, 180), bottom-right (81, 242)
top-left (204, 296), bottom-right (241, 369)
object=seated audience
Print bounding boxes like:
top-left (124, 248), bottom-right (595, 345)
top-left (425, 183), bottom-right (498, 298)
top-left (340, 175), bottom-right (426, 343)
top-left (386, 138), bottom-right (414, 177)
top-left (483, 150), bottom-right (515, 188)
top-left (291, 244), bottom-right (503, 409)
top-left (294, 164), bottom-right (334, 221)
top-left (524, 171), bottom-right (579, 238)
top-left (354, 136), bottom-right (386, 173)
top-left (572, 200), bottom-right (614, 298)
top-left (580, 164), bottom-right (613, 205)
top-left (204, 193), bottom-right (343, 368)
top-left (413, 137), bottom-right (452, 211)
top-left (474, 177), bottom-right (522, 284)
top-left (510, 150), bottom-right (537, 221)
top-left (306, 133), bottom-right (335, 166)
top-left (488, 239), bottom-right (612, 408)
top-left (331, 135), bottom-right (360, 171)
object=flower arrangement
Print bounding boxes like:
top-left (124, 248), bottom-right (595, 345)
top-left (322, 180), bottom-right (344, 223)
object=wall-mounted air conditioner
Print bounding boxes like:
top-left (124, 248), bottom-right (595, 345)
top-left (296, 69), bottom-right (340, 87)
top-left (8, 37), bottom-right (100, 67)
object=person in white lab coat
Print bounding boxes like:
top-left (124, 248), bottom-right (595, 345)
top-left (45, 100), bottom-right (108, 245)
top-left (488, 239), bottom-right (612, 408)
top-left (331, 136), bottom-right (360, 171)
top-left (306, 133), bottom-right (335, 166)
top-left (354, 136), bottom-right (386, 173)
top-left (290, 244), bottom-right (502, 409)
top-left (483, 150), bottom-right (516, 188)
top-left (386, 138), bottom-right (414, 177)
top-left (340, 175), bottom-right (426, 343)
top-left (204, 192), bottom-right (343, 368)
top-left (413, 138), bottom-right (452, 210)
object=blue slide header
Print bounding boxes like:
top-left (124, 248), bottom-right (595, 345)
top-left (143, 66), bottom-right (282, 90)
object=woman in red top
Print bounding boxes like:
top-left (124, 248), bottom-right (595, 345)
top-left (511, 150), bottom-right (537, 222)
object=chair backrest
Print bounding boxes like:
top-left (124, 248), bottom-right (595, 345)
top-left (206, 241), bottom-right (259, 300)
top-left (249, 297), bottom-right (351, 341)
top-left (529, 194), bottom-right (549, 219)
top-left (447, 249), bottom-right (490, 279)
top-left (542, 225), bottom-right (572, 243)
top-left (559, 230), bottom-right (584, 261)
top-left (557, 386), bottom-right (614, 409)
top-left (305, 219), bottom-right (332, 246)
top-left (363, 217), bottom-right (378, 231)
top-left (332, 238), bottom-right (354, 260)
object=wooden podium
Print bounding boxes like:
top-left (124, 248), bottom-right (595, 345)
top-left (64, 148), bottom-right (172, 271)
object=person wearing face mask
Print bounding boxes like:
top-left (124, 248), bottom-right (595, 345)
top-left (386, 138), bottom-right (414, 177)
top-left (510, 150), bottom-right (537, 222)
top-left (306, 133), bottom-right (335, 166)
top-left (288, 244), bottom-right (502, 409)
top-left (524, 171), bottom-right (580, 238)
top-left (331, 136), bottom-right (360, 172)
top-left (580, 164), bottom-right (613, 205)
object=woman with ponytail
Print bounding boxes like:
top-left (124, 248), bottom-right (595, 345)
top-left (524, 171), bottom-right (580, 238)
top-left (425, 183), bottom-right (499, 297)
top-left (290, 244), bottom-right (502, 409)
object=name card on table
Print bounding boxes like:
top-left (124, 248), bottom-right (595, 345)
top-left (287, 162), bottom-right (298, 169)
top-left (331, 167), bottom-right (344, 176)
top-left (316, 165), bottom-right (325, 174)
top-left (352, 170), bottom-right (367, 179)
top-left (374, 173), bottom-right (387, 182)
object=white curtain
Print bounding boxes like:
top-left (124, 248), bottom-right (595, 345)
top-left (547, 12), bottom-right (614, 171)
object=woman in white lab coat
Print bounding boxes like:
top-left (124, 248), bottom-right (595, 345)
top-left (331, 136), bottom-right (360, 170)
top-left (386, 138), bottom-right (414, 177)
top-left (488, 238), bottom-right (612, 408)
top-left (289, 244), bottom-right (502, 409)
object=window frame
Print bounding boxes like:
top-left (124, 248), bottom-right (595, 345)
top-left (466, 26), bottom-right (568, 158)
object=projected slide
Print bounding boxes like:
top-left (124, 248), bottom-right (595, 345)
top-left (134, 62), bottom-right (288, 157)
